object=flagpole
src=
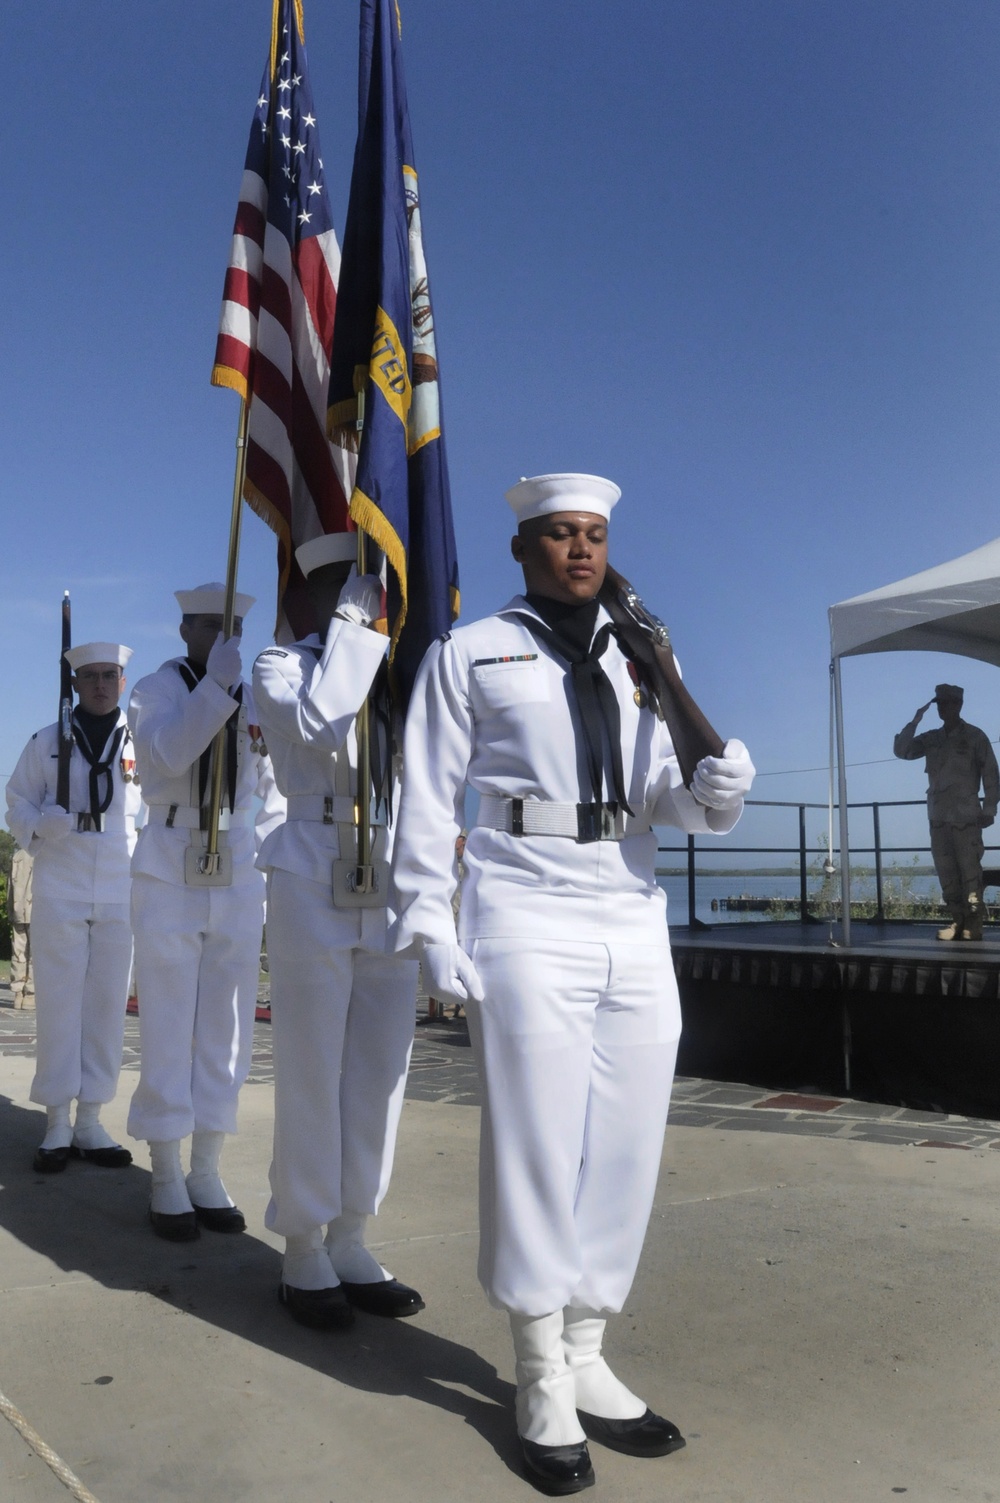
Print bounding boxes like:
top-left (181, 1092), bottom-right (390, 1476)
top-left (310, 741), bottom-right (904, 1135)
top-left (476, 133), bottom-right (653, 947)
top-left (353, 527), bottom-right (375, 887)
top-left (200, 398), bottom-right (249, 877)
top-left (346, 376), bottom-right (376, 892)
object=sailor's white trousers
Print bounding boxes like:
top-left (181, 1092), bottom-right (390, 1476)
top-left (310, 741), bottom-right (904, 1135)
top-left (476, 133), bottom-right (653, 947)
top-left (29, 892), bottom-right (132, 1107)
top-left (263, 868), bottom-right (417, 1238)
top-left (464, 937), bottom-right (680, 1317)
top-left (127, 873), bottom-right (265, 1141)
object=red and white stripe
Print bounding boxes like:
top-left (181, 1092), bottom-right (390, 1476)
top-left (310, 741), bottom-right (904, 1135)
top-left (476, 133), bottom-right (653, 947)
top-left (213, 167), bottom-right (354, 638)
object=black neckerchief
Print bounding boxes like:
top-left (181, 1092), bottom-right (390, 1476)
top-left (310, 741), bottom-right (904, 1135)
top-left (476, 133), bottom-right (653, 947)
top-left (72, 708), bottom-right (126, 830)
top-left (176, 660), bottom-right (242, 814)
top-left (519, 594), bottom-right (633, 814)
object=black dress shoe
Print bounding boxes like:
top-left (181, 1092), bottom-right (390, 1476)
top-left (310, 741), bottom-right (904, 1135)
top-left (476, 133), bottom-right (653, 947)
top-left (338, 1277), bottom-right (425, 1318)
top-left (578, 1407), bottom-right (686, 1457)
top-left (148, 1206), bottom-right (200, 1242)
top-left (192, 1203), bottom-right (246, 1234)
top-left (278, 1281), bottom-right (355, 1330)
top-left (70, 1144), bottom-right (133, 1168)
top-left (32, 1145), bottom-right (71, 1174)
top-left (520, 1437), bottom-right (595, 1495)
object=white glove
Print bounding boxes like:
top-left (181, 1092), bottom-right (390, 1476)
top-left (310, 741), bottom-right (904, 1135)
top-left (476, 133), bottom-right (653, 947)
top-left (691, 738), bottom-right (755, 811)
top-left (206, 633), bottom-right (243, 690)
top-left (36, 808), bottom-right (75, 841)
top-left (420, 943), bottom-right (485, 1009)
top-left (335, 566), bottom-right (382, 628)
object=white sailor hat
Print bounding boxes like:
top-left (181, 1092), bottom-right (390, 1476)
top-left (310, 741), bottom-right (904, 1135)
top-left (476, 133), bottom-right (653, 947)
top-left (174, 583), bottom-right (255, 618)
top-left (65, 641), bottom-right (133, 671)
top-left (295, 532), bottom-right (359, 577)
top-left (504, 473), bottom-right (621, 525)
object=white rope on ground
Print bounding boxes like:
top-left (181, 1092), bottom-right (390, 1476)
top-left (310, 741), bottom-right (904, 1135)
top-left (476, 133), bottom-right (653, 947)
top-left (0, 1383), bottom-right (103, 1503)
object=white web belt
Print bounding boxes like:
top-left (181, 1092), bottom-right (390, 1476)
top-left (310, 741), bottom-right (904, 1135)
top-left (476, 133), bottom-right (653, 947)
top-left (72, 814), bottom-right (131, 834)
top-left (284, 794), bottom-right (387, 827)
top-left (476, 794), bottom-right (649, 842)
top-left (145, 805), bottom-right (254, 830)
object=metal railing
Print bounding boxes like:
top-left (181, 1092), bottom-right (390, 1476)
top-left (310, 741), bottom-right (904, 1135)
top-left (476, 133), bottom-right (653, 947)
top-left (657, 797), bottom-right (1000, 929)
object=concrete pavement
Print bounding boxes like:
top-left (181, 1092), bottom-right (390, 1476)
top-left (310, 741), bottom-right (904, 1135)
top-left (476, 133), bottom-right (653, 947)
top-left (1, 999), bottom-right (998, 1503)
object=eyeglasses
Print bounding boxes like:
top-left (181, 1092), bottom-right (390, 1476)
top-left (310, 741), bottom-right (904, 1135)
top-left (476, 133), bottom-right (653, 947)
top-left (76, 670), bottom-right (123, 685)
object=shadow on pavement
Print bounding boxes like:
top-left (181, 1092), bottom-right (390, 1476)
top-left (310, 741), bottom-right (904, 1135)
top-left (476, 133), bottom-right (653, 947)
top-left (0, 1091), bottom-right (522, 1480)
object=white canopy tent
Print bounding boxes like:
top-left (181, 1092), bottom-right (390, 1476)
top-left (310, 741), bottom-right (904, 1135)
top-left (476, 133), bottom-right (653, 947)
top-left (828, 537), bottom-right (1000, 943)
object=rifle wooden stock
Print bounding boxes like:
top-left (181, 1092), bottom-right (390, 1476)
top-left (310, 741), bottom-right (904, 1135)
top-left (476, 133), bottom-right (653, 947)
top-left (56, 591), bottom-right (73, 811)
top-left (599, 564), bottom-right (725, 789)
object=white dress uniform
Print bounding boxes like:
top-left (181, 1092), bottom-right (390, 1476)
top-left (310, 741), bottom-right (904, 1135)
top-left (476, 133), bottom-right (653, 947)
top-left (391, 592), bottom-right (743, 1316)
top-left (6, 711), bottom-right (140, 1108)
top-left (125, 657), bottom-right (279, 1142)
top-left (7, 847), bottom-right (34, 1007)
top-left (393, 474), bottom-right (752, 1484)
top-left (252, 616), bottom-right (418, 1241)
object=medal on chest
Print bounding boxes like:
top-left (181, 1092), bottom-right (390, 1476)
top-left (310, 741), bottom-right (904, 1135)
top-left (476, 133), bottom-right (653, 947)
top-left (626, 660), bottom-right (647, 709)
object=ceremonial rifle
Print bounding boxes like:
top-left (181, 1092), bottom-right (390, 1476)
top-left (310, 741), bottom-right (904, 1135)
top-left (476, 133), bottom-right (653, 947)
top-left (599, 564), bottom-right (725, 789)
top-left (56, 591), bottom-right (73, 810)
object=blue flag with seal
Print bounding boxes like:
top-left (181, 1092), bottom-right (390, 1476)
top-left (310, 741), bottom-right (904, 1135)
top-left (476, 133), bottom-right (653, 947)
top-left (328, 0), bottom-right (459, 709)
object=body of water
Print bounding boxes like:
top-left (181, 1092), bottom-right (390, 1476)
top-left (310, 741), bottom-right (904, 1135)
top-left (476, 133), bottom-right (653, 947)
top-left (656, 871), bottom-right (945, 927)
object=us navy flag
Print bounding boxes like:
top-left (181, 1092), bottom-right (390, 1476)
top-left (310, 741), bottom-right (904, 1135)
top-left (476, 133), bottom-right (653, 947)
top-left (328, 0), bottom-right (459, 708)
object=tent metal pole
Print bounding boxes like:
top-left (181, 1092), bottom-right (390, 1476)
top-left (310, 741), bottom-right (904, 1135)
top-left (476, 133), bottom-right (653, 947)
top-left (832, 655), bottom-right (851, 947)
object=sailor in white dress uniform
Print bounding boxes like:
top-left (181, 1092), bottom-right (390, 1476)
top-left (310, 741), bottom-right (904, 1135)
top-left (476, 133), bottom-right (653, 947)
top-left (126, 584), bottom-right (282, 1241)
top-left (252, 533), bottom-right (423, 1329)
top-left (6, 641), bottom-right (140, 1173)
top-left (390, 474), bottom-right (755, 1493)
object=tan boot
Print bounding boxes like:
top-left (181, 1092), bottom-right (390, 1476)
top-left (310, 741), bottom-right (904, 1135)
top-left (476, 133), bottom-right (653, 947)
top-left (937, 922), bottom-right (961, 941)
top-left (963, 899), bottom-right (984, 941)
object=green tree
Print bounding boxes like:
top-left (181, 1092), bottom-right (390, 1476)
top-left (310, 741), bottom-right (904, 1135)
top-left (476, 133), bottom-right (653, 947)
top-left (0, 829), bottom-right (14, 884)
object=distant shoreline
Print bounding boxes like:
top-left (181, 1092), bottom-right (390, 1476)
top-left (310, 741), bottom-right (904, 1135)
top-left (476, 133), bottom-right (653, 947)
top-left (654, 866), bottom-right (938, 878)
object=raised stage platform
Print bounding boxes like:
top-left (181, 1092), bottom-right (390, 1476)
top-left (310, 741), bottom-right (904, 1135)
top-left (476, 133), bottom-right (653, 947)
top-left (671, 920), bottom-right (1000, 1120)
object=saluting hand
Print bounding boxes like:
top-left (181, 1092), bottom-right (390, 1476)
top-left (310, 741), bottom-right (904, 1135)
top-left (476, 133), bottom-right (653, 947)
top-left (912, 700), bottom-right (935, 726)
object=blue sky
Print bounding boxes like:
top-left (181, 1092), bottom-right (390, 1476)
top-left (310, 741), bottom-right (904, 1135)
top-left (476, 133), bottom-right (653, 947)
top-left (3, 0), bottom-right (1000, 867)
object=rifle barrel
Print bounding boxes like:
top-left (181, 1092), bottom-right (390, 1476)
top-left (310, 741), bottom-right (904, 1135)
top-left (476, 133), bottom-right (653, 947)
top-left (56, 590), bottom-right (73, 810)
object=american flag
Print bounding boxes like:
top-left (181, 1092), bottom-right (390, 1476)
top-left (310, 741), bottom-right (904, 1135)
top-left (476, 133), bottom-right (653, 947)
top-left (212, 0), bottom-right (353, 640)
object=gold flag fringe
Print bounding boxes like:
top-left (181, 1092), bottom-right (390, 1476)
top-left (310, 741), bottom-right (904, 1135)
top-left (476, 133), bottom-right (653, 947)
top-left (211, 364), bottom-right (249, 404)
top-left (328, 398), bottom-right (361, 450)
top-left (350, 486), bottom-right (408, 660)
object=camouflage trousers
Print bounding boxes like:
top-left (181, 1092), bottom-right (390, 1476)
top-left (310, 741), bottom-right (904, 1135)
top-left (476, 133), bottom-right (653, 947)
top-left (929, 822), bottom-right (985, 924)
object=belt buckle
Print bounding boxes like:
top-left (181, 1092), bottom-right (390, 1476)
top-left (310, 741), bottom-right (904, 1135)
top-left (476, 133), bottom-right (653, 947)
top-left (599, 804), bottom-right (622, 841)
top-left (576, 803), bottom-right (620, 842)
top-left (576, 803), bottom-right (601, 842)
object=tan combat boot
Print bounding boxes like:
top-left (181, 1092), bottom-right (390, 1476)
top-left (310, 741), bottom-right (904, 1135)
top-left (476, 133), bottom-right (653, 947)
top-left (963, 898), bottom-right (984, 941)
